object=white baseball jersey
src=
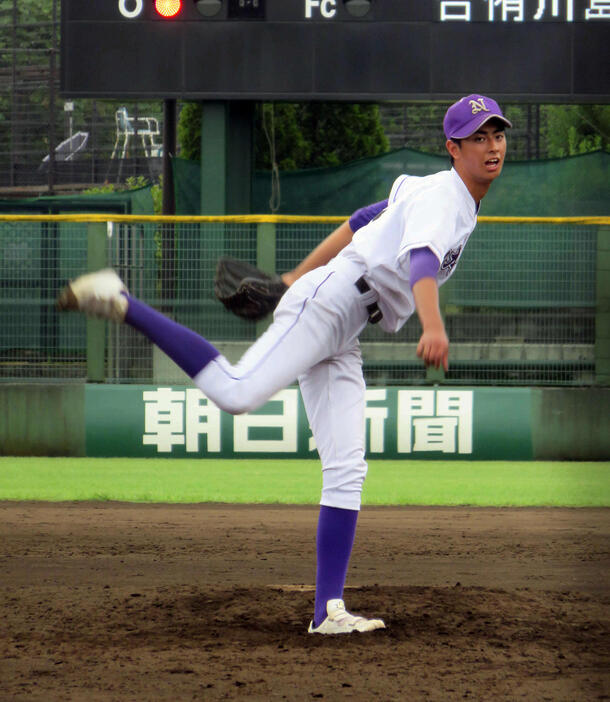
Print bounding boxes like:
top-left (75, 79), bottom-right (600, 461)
top-left (339, 168), bottom-right (478, 332)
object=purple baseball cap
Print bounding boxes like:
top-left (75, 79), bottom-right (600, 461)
top-left (443, 94), bottom-right (512, 140)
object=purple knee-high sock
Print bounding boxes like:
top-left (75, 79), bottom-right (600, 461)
top-left (314, 505), bottom-right (359, 627)
top-left (124, 295), bottom-right (219, 378)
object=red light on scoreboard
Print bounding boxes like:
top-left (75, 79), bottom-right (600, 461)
top-left (155, 0), bottom-right (183, 18)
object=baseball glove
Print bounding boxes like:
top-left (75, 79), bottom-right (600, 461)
top-left (214, 256), bottom-right (288, 321)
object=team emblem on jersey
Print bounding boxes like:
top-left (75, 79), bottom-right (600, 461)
top-left (469, 98), bottom-right (489, 115)
top-left (440, 246), bottom-right (463, 277)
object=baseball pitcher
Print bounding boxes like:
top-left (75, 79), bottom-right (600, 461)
top-left (57, 95), bottom-right (511, 634)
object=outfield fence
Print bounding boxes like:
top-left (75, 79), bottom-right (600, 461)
top-left (1, 214), bottom-right (608, 387)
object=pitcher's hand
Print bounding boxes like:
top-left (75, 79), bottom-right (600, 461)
top-left (416, 326), bottom-right (449, 372)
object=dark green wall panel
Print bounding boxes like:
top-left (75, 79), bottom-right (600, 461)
top-left (0, 384), bottom-right (85, 456)
top-left (532, 388), bottom-right (610, 460)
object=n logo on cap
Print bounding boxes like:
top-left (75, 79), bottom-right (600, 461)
top-left (469, 98), bottom-right (490, 115)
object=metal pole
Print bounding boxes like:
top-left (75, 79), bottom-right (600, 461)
top-left (91, 101), bottom-right (97, 184)
top-left (10, 0), bottom-right (17, 187)
top-left (162, 99), bottom-right (176, 215)
top-left (47, 0), bottom-right (58, 194)
top-left (535, 104), bottom-right (541, 160)
top-left (161, 99), bottom-right (177, 303)
top-left (527, 104), bottom-right (532, 160)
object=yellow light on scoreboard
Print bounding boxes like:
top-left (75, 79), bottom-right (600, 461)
top-left (155, 0), bottom-right (183, 18)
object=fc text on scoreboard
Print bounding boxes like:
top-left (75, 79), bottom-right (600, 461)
top-left (61, 0), bottom-right (610, 100)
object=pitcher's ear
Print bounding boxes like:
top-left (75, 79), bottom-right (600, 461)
top-left (446, 138), bottom-right (461, 166)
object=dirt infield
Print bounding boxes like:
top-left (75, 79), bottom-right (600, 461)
top-left (1, 503), bottom-right (608, 701)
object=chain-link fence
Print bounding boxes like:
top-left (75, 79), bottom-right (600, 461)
top-left (0, 0), bottom-right (164, 193)
top-left (0, 215), bottom-right (604, 387)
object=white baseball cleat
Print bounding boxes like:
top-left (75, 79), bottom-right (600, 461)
top-left (308, 599), bottom-right (386, 635)
top-left (57, 268), bottom-right (129, 323)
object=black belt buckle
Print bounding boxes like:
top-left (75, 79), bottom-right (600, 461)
top-left (366, 304), bottom-right (383, 324)
top-left (355, 276), bottom-right (383, 324)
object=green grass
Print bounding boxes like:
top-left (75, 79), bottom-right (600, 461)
top-left (0, 457), bottom-right (608, 506)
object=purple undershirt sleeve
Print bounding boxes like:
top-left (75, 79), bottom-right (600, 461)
top-left (348, 200), bottom-right (388, 232)
top-left (409, 247), bottom-right (440, 289)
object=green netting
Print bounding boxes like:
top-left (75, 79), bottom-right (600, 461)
top-left (2, 150), bottom-right (605, 218)
top-left (253, 149), bottom-right (449, 215)
top-left (481, 152), bottom-right (609, 217)
top-left (174, 149), bottom-right (609, 217)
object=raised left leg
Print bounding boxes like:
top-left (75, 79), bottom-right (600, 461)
top-left (57, 266), bottom-right (348, 415)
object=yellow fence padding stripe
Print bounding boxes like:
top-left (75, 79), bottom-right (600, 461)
top-left (0, 214), bottom-right (346, 224)
top-left (0, 214), bottom-right (608, 225)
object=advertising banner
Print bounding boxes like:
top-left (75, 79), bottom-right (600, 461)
top-left (85, 385), bottom-right (533, 460)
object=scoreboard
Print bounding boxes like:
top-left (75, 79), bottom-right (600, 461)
top-left (61, 0), bottom-right (610, 100)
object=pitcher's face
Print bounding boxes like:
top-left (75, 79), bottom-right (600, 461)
top-left (449, 123), bottom-right (507, 187)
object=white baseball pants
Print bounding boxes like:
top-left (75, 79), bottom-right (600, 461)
top-left (193, 258), bottom-right (374, 510)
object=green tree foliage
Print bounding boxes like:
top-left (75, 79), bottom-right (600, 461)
top-left (0, 0), bottom-right (53, 32)
top-left (380, 103), bottom-right (447, 156)
top-left (0, 0), bottom-right (59, 131)
top-left (176, 102), bottom-right (203, 161)
top-left (541, 105), bottom-right (609, 157)
top-left (255, 103), bottom-right (389, 170)
top-left (82, 175), bottom-right (162, 214)
top-left (255, 103), bottom-right (311, 170)
top-left (178, 101), bottom-right (389, 170)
